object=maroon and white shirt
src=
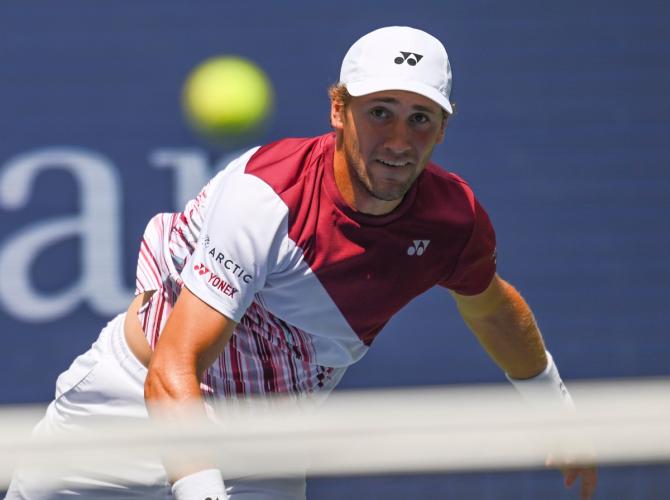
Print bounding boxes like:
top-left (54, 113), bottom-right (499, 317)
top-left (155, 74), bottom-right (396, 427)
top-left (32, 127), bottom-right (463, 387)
top-left (135, 133), bottom-right (496, 401)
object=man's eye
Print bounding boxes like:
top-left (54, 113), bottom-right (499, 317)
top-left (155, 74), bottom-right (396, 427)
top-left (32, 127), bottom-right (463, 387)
top-left (370, 107), bottom-right (389, 119)
top-left (412, 113), bottom-right (430, 124)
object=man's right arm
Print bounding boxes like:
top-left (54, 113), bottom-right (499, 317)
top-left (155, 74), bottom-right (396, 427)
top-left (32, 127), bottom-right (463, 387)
top-left (144, 285), bottom-right (236, 494)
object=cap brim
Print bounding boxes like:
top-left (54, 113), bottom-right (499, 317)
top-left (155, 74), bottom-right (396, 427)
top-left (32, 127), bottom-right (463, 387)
top-left (346, 79), bottom-right (453, 114)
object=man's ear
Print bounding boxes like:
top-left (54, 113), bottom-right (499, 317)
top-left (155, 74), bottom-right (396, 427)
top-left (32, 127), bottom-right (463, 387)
top-left (436, 114), bottom-right (448, 144)
top-left (330, 100), bottom-right (345, 130)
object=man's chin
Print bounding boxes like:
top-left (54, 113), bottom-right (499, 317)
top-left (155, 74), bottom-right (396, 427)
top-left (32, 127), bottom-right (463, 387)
top-left (367, 184), bottom-right (410, 203)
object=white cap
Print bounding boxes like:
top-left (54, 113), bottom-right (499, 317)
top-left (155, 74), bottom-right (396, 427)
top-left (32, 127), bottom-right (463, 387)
top-left (340, 26), bottom-right (453, 114)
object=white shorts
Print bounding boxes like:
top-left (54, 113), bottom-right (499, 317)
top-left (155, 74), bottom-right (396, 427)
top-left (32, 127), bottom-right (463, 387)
top-left (5, 313), bottom-right (306, 500)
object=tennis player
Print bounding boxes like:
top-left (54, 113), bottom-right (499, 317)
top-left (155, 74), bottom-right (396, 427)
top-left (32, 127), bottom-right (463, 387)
top-left (6, 26), bottom-right (597, 500)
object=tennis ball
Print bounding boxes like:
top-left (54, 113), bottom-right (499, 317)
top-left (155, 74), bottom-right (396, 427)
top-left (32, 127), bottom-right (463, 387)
top-left (182, 56), bottom-right (274, 141)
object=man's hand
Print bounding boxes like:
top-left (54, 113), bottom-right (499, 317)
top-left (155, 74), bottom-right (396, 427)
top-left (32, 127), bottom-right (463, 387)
top-left (564, 465), bottom-right (598, 499)
top-left (548, 458), bottom-right (597, 499)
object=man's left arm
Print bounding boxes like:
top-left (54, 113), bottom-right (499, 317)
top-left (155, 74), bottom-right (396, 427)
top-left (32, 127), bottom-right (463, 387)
top-left (450, 273), bottom-right (598, 499)
top-left (450, 273), bottom-right (546, 379)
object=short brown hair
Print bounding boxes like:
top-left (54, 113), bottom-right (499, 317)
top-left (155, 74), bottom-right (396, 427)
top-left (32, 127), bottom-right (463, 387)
top-left (328, 83), bottom-right (352, 108)
top-left (328, 83), bottom-right (454, 120)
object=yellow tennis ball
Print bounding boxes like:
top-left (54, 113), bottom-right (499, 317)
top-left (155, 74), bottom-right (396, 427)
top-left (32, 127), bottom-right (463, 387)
top-left (182, 56), bottom-right (274, 140)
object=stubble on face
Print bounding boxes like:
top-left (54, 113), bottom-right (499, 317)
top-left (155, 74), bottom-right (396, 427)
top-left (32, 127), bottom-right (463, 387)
top-left (341, 113), bottom-right (426, 204)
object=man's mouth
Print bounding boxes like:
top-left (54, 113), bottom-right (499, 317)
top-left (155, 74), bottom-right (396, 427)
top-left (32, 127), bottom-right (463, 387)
top-left (376, 159), bottom-right (412, 168)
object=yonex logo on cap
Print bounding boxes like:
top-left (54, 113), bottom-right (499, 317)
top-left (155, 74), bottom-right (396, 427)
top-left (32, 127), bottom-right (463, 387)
top-left (394, 51), bottom-right (423, 66)
top-left (407, 240), bottom-right (430, 256)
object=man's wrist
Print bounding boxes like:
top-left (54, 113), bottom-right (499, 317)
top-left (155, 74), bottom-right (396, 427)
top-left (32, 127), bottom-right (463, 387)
top-left (171, 468), bottom-right (227, 500)
top-left (506, 350), bottom-right (575, 410)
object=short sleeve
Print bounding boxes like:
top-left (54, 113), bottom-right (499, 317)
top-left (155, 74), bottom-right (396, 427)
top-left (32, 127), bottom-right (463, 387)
top-left (180, 156), bottom-right (288, 322)
top-left (440, 198), bottom-right (497, 295)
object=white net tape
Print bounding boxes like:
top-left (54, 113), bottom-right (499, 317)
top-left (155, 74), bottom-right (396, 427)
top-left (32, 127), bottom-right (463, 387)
top-left (1, 378), bottom-right (668, 489)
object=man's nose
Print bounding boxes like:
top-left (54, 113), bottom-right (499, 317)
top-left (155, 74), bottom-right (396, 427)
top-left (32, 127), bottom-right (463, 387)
top-left (384, 121), bottom-right (412, 156)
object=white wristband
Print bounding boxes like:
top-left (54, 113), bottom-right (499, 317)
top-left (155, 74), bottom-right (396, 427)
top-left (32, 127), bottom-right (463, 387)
top-left (171, 469), bottom-right (227, 500)
top-left (506, 351), bottom-right (575, 411)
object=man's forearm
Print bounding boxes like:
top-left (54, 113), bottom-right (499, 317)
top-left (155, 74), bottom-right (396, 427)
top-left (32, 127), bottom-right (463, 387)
top-left (142, 287), bottom-right (235, 497)
top-left (144, 335), bottom-right (209, 426)
top-left (145, 361), bottom-right (204, 407)
top-left (145, 363), bottom-right (213, 478)
top-left (455, 277), bottom-right (547, 379)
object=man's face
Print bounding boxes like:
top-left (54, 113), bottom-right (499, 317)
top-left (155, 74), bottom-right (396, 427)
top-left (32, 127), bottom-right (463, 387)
top-left (331, 90), bottom-right (446, 211)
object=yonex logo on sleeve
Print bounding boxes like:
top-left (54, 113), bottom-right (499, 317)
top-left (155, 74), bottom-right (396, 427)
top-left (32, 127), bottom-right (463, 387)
top-left (195, 263), bottom-right (209, 275)
top-left (394, 52), bottom-right (423, 66)
top-left (407, 240), bottom-right (430, 256)
top-left (193, 262), bottom-right (238, 298)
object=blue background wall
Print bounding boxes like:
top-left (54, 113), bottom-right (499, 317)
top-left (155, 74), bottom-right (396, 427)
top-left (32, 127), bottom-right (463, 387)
top-left (1, 1), bottom-right (668, 498)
